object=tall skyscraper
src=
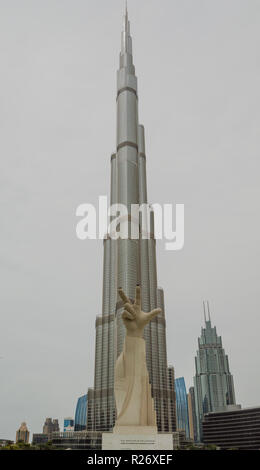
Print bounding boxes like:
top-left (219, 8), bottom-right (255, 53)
top-left (75, 394), bottom-right (88, 431)
top-left (175, 377), bottom-right (190, 438)
top-left (86, 7), bottom-right (175, 433)
top-left (16, 422), bottom-right (30, 443)
top-left (193, 301), bottom-right (237, 442)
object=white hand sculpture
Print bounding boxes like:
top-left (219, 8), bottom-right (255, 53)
top-left (118, 285), bottom-right (162, 338)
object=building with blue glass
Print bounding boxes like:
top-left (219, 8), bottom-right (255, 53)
top-left (64, 417), bottom-right (74, 432)
top-left (175, 377), bottom-right (190, 438)
top-left (75, 394), bottom-right (88, 431)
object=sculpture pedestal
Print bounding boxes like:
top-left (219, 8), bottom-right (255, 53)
top-left (102, 427), bottom-right (173, 450)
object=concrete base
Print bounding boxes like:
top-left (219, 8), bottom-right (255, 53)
top-left (102, 430), bottom-right (173, 450)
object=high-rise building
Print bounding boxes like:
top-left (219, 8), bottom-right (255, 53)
top-left (16, 422), bottom-right (30, 443)
top-left (86, 7), bottom-right (175, 433)
top-left (193, 301), bottom-right (238, 442)
top-left (168, 366), bottom-right (177, 432)
top-left (43, 417), bottom-right (59, 436)
top-left (175, 377), bottom-right (190, 438)
top-left (52, 419), bottom-right (59, 432)
top-left (187, 386), bottom-right (197, 441)
top-left (75, 394), bottom-right (88, 431)
top-left (64, 418), bottom-right (74, 432)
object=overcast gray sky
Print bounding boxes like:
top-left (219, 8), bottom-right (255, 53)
top-left (1, 0), bottom-right (260, 440)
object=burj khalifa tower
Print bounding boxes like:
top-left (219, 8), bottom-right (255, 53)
top-left (86, 6), bottom-right (176, 433)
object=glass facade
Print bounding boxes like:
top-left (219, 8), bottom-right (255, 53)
top-left (175, 377), bottom-right (190, 438)
top-left (86, 9), bottom-right (175, 433)
top-left (193, 302), bottom-right (237, 442)
top-left (75, 395), bottom-right (87, 431)
top-left (63, 418), bottom-right (74, 432)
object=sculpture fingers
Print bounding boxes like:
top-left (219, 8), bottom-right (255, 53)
top-left (135, 285), bottom-right (141, 306)
top-left (122, 311), bottom-right (134, 321)
top-left (124, 302), bottom-right (136, 317)
top-left (118, 288), bottom-right (130, 305)
top-left (146, 308), bottom-right (162, 322)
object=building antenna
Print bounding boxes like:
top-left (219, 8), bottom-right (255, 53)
top-left (207, 300), bottom-right (211, 322)
top-left (203, 301), bottom-right (206, 323)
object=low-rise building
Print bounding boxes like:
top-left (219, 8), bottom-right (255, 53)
top-left (52, 431), bottom-right (102, 449)
top-left (32, 434), bottom-right (49, 446)
top-left (203, 407), bottom-right (260, 450)
top-left (0, 439), bottom-right (14, 447)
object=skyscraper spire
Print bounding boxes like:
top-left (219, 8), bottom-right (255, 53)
top-left (207, 300), bottom-right (211, 322)
top-left (203, 301), bottom-right (207, 323)
top-left (203, 300), bottom-right (212, 323)
top-left (124, 1), bottom-right (128, 31)
top-left (121, 1), bottom-right (132, 56)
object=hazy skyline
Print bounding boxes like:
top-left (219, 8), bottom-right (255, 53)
top-left (1, 0), bottom-right (260, 440)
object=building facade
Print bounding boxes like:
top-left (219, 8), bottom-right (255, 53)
top-left (16, 422), bottom-right (30, 443)
top-left (32, 434), bottom-right (49, 446)
top-left (75, 394), bottom-right (87, 431)
top-left (64, 418), bottom-right (74, 432)
top-left (175, 377), bottom-right (190, 438)
top-left (203, 407), bottom-right (260, 450)
top-left (86, 7), bottom-right (175, 433)
top-left (0, 440), bottom-right (14, 447)
top-left (168, 366), bottom-right (177, 432)
top-left (32, 417), bottom-right (60, 445)
top-left (187, 386), bottom-right (197, 442)
top-left (193, 301), bottom-right (237, 441)
top-left (52, 431), bottom-right (102, 450)
top-left (43, 417), bottom-right (59, 436)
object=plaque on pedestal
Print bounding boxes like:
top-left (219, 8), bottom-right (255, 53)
top-left (102, 427), bottom-right (173, 450)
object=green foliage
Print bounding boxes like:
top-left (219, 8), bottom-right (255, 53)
top-left (185, 444), bottom-right (201, 450)
top-left (204, 444), bottom-right (218, 450)
top-left (0, 440), bottom-right (59, 451)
